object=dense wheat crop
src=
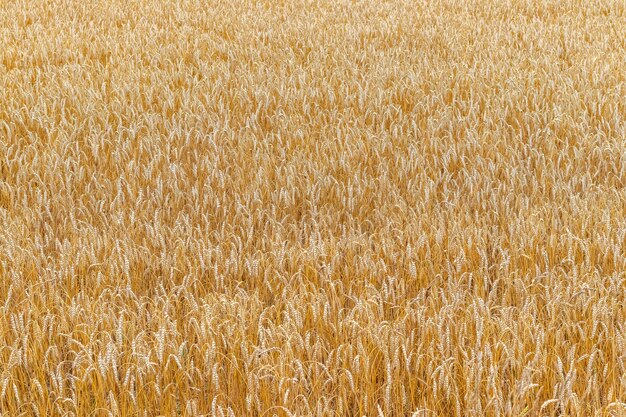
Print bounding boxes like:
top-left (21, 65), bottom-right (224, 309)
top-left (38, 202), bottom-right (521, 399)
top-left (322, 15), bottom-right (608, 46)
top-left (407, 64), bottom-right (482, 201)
top-left (1, 0), bottom-right (626, 415)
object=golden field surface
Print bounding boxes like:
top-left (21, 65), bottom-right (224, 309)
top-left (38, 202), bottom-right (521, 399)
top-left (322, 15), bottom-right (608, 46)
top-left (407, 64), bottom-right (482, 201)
top-left (1, 0), bottom-right (626, 415)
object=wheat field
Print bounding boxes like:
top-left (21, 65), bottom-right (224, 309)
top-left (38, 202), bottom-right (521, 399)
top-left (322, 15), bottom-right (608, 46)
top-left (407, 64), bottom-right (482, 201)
top-left (1, 0), bottom-right (626, 415)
